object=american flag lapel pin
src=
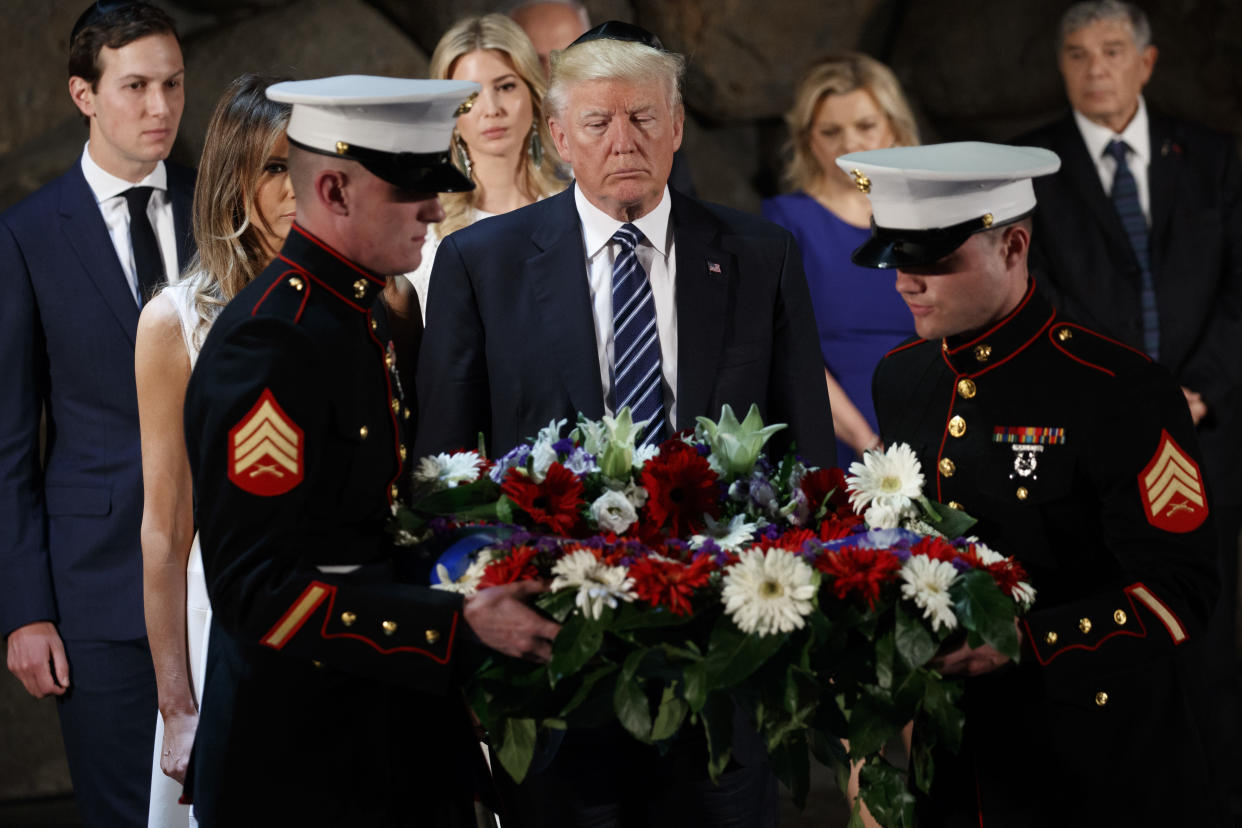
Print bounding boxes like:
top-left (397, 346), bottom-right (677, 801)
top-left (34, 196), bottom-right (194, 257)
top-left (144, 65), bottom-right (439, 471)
top-left (707, 260), bottom-right (722, 275)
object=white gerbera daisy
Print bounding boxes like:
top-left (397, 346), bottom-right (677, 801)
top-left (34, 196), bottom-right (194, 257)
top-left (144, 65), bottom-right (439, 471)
top-left (550, 549), bottom-right (636, 620)
top-left (721, 548), bottom-right (817, 636)
top-left (413, 451), bottom-right (484, 489)
top-left (970, 542), bottom-right (1005, 566)
top-left (432, 549), bottom-right (493, 596)
top-left (846, 443), bottom-right (925, 513)
top-left (691, 513), bottom-right (760, 552)
top-left (899, 554), bottom-right (959, 632)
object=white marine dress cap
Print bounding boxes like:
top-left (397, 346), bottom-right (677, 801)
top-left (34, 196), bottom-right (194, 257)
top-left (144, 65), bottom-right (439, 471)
top-left (836, 142), bottom-right (1061, 268)
top-left (267, 75), bottom-right (481, 193)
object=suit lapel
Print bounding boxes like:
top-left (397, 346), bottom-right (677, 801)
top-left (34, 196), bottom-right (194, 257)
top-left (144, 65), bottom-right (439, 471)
top-left (1051, 116), bottom-right (1134, 258)
top-left (671, 191), bottom-right (731, 431)
top-left (59, 165), bottom-right (139, 343)
top-left (168, 163), bottom-right (195, 271)
top-left (1146, 115), bottom-right (1179, 262)
top-left (526, 190), bottom-right (605, 419)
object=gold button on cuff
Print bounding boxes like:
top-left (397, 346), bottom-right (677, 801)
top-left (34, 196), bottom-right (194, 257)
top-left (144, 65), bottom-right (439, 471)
top-left (353, 279), bottom-right (368, 299)
top-left (359, 425), bottom-right (369, 440)
top-left (1095, 691), bottom-right (1109, 707)
top-left (938, 457), bottom-right (956, 477)
top-left (382, 620), bottom-right (398, 635)
top-left (948, 500), bottom-right (964, 511)
top-left (1078, 617), bottom-right (1093, 634)
top-left (340, 611), bottom-right (357, 627)
top-left (948, 415), bottom-right (966, 438)
top-left (957, 378), bottom-right (977, 399)
top-left (1044, 631), bottom-right (1058, 645)
top-left (1016, 486), bottom-right (1029, 501)
top-left (391, 399), bottom-right (400, 414)
top-left (973, 344), bottom-right (992, 363)
top-left (1057, 327), bottom-right (1073, 342)
top-left (425, 629), bottom-right (440, 644)
top-left (1113, 609), bottom-right (1127, 626)
top-left (288, 276), bottom-right (304, 291)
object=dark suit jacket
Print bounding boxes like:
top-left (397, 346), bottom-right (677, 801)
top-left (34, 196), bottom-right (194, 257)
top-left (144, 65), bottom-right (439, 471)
top-left (1019, 112), bottom-right (1242, 504)
top-left (413, 187), bottom-right (836, 468)
top-left (0, 160), bottom-right (194, 640)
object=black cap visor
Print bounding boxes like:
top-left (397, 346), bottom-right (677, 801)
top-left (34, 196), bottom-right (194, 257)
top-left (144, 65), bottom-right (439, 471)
top-left (850, 212), bottom-right (1022, 269)
top-left (289, 137), bottom-right (474, 194)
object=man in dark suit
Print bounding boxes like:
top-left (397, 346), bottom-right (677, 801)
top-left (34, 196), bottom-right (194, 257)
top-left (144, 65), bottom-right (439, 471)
top-left (0, 3), bottom-right (191, 825)
top-left (1018, 1), bottom-right (1242, 812)
top-left (415, 21), bottom-right (833, 828)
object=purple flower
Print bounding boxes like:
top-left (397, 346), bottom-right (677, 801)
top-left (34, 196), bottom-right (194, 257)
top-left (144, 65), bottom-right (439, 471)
top-left (552, 438), bottom-right (576, 454)
top-left (489, 444), bottom-right (532, 483)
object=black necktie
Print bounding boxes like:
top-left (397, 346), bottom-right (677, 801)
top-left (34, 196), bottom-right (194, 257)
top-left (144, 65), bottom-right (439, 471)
top-left (1106, 140), bottom-right (1159, 359)
top-left (122, 186), bottom-right (163, 306)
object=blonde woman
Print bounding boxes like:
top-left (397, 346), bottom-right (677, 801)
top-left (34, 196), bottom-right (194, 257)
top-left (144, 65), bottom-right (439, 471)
top-left (405, 13), bottom-right (565, 318)
top-left (763, 53), bottom-right (920, 463)
top-left (135, 74), bottom-right (292, 827)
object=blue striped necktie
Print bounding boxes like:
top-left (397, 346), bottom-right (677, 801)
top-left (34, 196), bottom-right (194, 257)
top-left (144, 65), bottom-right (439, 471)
top-left (1107, 139), bottom-right (1159, 359)
top-left (610, 223), bottom-right (666, 447)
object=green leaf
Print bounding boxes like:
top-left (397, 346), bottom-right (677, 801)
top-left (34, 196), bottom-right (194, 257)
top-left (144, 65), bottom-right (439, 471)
top-left (612, 601), bottom-right (696, 632)
top-left (561, 663), bottom-right (619, 716)
top-left (683, 662), bottom-right (707, 712)
top-left (919, 674), bottom-right (965, 754)
top-left (874, 630), bottom-right (895, 690)
top-left (614, 648), bottom-right (653, 741)
top-left (495, 494), bottom-right (515, 524)
top-left (699, 694), bottom-right (734, 783)
top-left (534, 588), bottom-right (578, 624)
top-left (894, 602), bottom-right (938, 671)
top-left (910, 737), bottom-right (935, 794)
top-left (650, 684), bottom-right (689, 742)
top-left (917, 496), bottom-right (977, 539)
top-left (548, 613), bottom-right (604, 685)
top-left (415, 478), bottom-right (502, 514)
top-left (495, 717), bottom-right (537, 784)
top-left (859, 758), bottom-right (916, 828)
top-left (950, 569), bottom-right (1020, 660)
top-left (700, 617), bottom-right (784, 689)
top-left (768, 734), bottom-right (811, 810)
top-left (845, 686), bottom-right (902, 759)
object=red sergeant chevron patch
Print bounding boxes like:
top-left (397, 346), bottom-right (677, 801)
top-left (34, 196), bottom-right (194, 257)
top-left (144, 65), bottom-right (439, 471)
top-left (1139, 430), bottom-right (1207, 533)
top-left (227, 388), bottom-right (304, 496)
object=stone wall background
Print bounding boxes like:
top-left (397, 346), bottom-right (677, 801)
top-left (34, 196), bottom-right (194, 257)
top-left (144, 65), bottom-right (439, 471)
top-left (2, 0), bottom-right (1240, 805)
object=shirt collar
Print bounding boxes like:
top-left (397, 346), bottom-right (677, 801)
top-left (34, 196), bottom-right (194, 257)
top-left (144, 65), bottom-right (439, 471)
top-left (79, 141), bottom-right (168, 203)
top-left (1073, 95), bottom-right (1151, 166)
top-left (575, 183), bottom-right (673, 259)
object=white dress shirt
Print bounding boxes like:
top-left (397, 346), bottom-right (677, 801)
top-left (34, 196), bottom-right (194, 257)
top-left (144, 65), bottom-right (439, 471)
top-left (1073, 96), bottom-right (1152, 224)
top-left (575, 183), bottom-right (678, 429)
top-left (80, 143), bottom-right (180, 303)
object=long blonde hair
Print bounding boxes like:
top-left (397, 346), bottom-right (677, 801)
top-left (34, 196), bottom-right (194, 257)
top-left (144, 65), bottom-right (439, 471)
top-left (430, 14), bottom-right (563, 236)
top-left (177, 74), bottom-right (290, 348)
top-left (782, 53), bottom-right (918, 193)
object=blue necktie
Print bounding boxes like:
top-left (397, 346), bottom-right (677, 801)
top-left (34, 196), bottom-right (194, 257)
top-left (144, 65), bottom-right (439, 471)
top-left (1107, 139), bottom-right (1159, 359)
top-left (610, 223), bottom-right (665, 447)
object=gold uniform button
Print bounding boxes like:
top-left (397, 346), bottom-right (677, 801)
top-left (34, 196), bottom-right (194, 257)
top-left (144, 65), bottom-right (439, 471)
top-left (340, 611), bottom-right (357, 627)
top-left (311, 659), bottom-right (325, 669)
top-left (1044, 631), bottom-right (1058, 645)
top-left (389, 483), bottom-right (399, 500)
top-left (370, 318), bottom-right (378, 331)
top-left (1095, 691), bottom-right (1109, 707)
top-left (948, 416), bottom-right (966, 438)
top-left (391, 399), bottom-right (400, 414)
top-left (385, 353), bottom-right (396, 368)
top-left (957, 378), bottom-right (977, 399)
top-left (353, 279), bottom-right (368, 299)
top-left (1016, 486), bottom-right (1029, 501)
top-left (399, 445), bottom-right (408, 462)
top-left (973, 344), bottom-right (992, 363)
top-left (425, 629), bottom-right (441, 644)
top-left (1113, 609), bottom-right (1127, 626)
top-left (1057, 327), bottom-right (1073, 342)
top-left (938, 457), bottom-right (956, 477)
top-left (403, 406), bottom-right (412, 420)
top-left (948, 500), bottom-right (964, 511)
top-left (359, 425), bottom-right (369, 440)
top-left (1078, 617), bottom-right (1093, 634)
top-left (382, 620), bottom-right (398, 635)
top-left (288, 276), bottom-right (304, 291)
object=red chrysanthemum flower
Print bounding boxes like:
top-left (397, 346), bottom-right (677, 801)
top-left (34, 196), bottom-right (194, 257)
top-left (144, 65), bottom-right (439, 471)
top-left (816, 544), bottom-right (902, 609)
top-left (629, 554), bottom-right (715, 616)
top-left (501, 463), bottom-right (584, 535)
top-left (639, 444), bottom-right (720, 538)
top-left (818, 513), bottom-right (865, 540)
top-left (477, 545), bottom-right (541, 590)
top-left (986, 558), bottom-right (1031, 600)
top-left (910, 535), bottom-right (960, 564)
top-left (802, 467), bottom-right (852, 517)
top-left (756, 527), bottom-right (818, 553)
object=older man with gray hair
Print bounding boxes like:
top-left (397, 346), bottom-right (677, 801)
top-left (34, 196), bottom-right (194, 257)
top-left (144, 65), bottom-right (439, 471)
top-left (415, 20), bottom-right (834, 827)
top-left (1019, 3), bottom-right (1242, 818)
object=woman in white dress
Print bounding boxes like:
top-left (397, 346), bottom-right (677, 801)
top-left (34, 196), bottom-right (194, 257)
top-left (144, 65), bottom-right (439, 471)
top-left (405, 13), bottom-right (566, 318)
top-left (134, 74), bottom-right (293, 828)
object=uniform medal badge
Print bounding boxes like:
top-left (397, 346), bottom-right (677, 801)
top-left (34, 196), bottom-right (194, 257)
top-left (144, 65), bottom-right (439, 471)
top-left (993, 426), bottom-right (1065, 481)
top-left (1009, 445), bottom-right (1042, 479)
top-left (227, 388), bottom-right (304, 496)
top-left (1139, 430), bottom-right (1207, 533)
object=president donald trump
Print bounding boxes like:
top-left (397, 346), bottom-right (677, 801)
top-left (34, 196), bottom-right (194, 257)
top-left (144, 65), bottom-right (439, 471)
top-left (415, 20), bottom-right (834, 828)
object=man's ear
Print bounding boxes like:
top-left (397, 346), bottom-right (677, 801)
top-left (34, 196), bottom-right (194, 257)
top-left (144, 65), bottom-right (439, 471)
top-left (1138, 44), bottom-right (1158, 87)
top-left (315, 168), bottom-right (350, 216)
top-left (671, 105), bottom-right (685, 153)
top-left (68, 76), bottom-right (94, 119)
top-left (548, 117), bottom-right (572, 165)
top-left (1002, 223), bottom-right (1031, 270)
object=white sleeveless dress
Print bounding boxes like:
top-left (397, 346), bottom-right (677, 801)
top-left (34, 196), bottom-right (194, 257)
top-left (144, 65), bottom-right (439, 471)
top-left (147, 280), bottom-right (213, 828)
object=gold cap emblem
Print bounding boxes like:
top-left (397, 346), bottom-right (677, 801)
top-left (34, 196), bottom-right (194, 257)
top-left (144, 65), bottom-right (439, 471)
top-left (335, 140), bottom-right (350, 155)
top-left (850, 169), bottom-right (871, 193)
top-left (981, 212), bottom-right (994, 228)
top-left (454, 91), bottom-right (479, 117)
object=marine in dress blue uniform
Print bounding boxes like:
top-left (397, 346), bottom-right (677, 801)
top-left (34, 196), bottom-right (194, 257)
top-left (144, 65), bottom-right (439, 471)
top-left (182, 77), bottom-right (505, 826)
top-left (840, 143), bottom-right (1226, 826)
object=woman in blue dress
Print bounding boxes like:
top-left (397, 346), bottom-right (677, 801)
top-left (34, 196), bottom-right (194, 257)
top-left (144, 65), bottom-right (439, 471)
top-left (763, 53), bottom-right (920, 463)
